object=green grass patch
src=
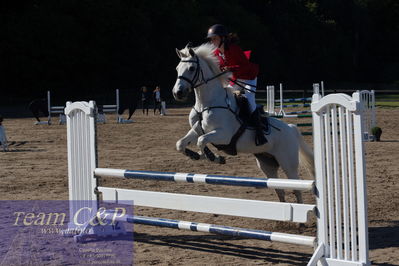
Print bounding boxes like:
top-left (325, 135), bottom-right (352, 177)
top-left (375, 101), bottom-right (399, 107)
top-left (375, 94), bottom-right (399, 101)
top-left (375, 93), bottom-right (399, 107)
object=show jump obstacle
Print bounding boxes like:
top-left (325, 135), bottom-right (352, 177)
top-left (266, 84), bottom-right (316, 136)
top-left (64, 90), bottom-right (370, 265)
top-left (97, 89), bottom-right (133, 124)
top-left (34, 90), bottom-right (67, 125)
top-left (35, 89), bottom-right (132, 125)
top-left (266, 84), bottom-right (376, 141)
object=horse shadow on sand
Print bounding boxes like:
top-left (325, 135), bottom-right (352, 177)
top-left (376, 139), bottom-right (399, 143)
top-left (368, 221), bottom-right (399, 250)
top-left (80, 232), bottom-right (312, 265)
top-left (3, 140), bottom-right (48, 152)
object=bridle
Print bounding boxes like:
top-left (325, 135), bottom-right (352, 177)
top-left (178, 54), bottom-right (229, 90)
top-left (176, 52), bottom-right (239, 134)
top-left (178, 54), bottom-right (256, 96)
top-left (175, 48), bottom-right (279, 145)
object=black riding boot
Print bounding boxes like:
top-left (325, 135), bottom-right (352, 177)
top-left (251, 110), bottom-right (268, 146)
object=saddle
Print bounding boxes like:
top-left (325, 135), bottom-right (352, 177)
top-left (212, 93), bottom-right (270, 156)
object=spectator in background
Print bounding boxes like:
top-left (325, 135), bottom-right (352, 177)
top-left (0, 114), bottom-right (9, 151)
top-left (153, 86), bottom-right (162, 115)
top-left (141, 86), bottom-right (150, 115)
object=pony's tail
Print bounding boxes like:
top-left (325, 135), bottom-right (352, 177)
top-left (294, 126), bottom-right (315, 179)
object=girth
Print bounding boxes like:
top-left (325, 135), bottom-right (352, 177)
top-left (212, 122), bottom-right (246, 156)
top-left (193, 94), bottom-right (252, 156)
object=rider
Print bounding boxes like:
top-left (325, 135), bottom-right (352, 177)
top-left (207, 24), bottom-right (267, 145)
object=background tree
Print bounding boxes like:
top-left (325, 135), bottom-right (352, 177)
top-left (1, 0), bottom-right (398, 104)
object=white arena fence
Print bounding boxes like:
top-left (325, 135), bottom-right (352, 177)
top-left (63, 91), bottom-right (370, 265)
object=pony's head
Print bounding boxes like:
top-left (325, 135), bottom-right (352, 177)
top-left (173, 43), bottom-right (228, 101)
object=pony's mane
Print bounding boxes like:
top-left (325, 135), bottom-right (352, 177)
top-left (181, 43), bottom-right (230, 87)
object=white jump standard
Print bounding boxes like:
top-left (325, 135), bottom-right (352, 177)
top-left (359, 90), bottom-right (376, 141)
top-left (266, 84), bottom-right (315, 136)
top-left (64, 91), bottom-right (370, 265)
top-left (266, 83), bottom-right (313, 116)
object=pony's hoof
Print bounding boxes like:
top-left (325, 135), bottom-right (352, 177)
top-left (184, 148), bottom-right (200, 160)
top-left (217, 156), bottom-right (226, 164)
top-left (204, 147), bottom-right (216, 162)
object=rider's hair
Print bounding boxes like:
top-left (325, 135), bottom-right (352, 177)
top-left (224, 33), bottom-right (240, 49)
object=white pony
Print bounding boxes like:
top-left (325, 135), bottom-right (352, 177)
top-left (172, 43), bottom-right (314, 203)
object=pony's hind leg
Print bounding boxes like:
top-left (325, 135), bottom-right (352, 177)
top-left (293, 190), bottom-right (303, 204)
top-left (254, 153), bottom-right (286, 202)
top-left (203, 146), bottom-right (225, 164)
top-left (275, 153), bottom-right (303, 204)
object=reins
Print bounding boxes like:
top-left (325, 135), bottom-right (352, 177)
top-left (228, 79), bottom-right (257, 93)
top-left (177, 52), bottom-right (279, 135)
top-left (178, 53), bottom-right (242, 134)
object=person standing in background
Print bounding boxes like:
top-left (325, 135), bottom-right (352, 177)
top-left (153, 86), bottom-right (162, 115)
top-left (0, 115), bottom-right (9, 151)
top-left (141, 86), bottom-right (150, 115)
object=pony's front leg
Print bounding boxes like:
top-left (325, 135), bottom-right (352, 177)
top-left (176, 128), bottom-right (202, 160)
top-left (197, 130), bottom-right (228, 164)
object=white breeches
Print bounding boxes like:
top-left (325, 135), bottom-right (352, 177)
top-left (231, 78), bottom-right (257, 113)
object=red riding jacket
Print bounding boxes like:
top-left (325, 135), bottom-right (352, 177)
top-left (214, 43), bottom-right (259, 81)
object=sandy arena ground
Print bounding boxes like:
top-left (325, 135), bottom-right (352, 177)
top-left (0, 107), bottom-right (398, 265)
